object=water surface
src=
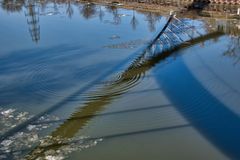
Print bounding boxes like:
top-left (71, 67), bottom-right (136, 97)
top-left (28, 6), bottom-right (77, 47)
top-left (0, 1), bottom-right (240, 160)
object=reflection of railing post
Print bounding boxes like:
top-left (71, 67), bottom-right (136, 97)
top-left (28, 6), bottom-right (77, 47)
top-left (25, 0), bottom-right (40, 43)
top-left (237, 8), bottom-right (240, 15)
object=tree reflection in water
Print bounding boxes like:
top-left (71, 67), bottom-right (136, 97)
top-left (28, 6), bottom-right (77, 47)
top-left (66, 0), bottom-right (74, 18)
top-left (1, 0), bottom-right (24, 12)
top-left (98, 5), bottom-right (105, 21)
top-left (80, 2), bottom-right (96, 19)
top-left (144, 12), bottom-right (161, 32)
top-left (23, 17), bottom-right (223, 160)
top-left (0, 1), bottom-right (239, 159)
top-left (0, 0), bottom-right (163, 33)
top-left (130, 10), bottom-right (138, 30)
top-left (224, 36), bottom-right (240, 65)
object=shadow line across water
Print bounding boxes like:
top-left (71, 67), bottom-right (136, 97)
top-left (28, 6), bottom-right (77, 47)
top-left (1, 124), bottom-right (190, 156)
top-left (32, 104), bottom-right (172, 125)
top-left (24, 26), bottom-right (223, 160)
top-left (0, 12), bottom-right (225, 159)
top-left (0, 14), bottom-right (173, 143)
top-left (156, 58), bottom-right (240, 159)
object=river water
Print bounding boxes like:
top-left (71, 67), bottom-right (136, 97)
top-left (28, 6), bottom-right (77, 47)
top-left (0, 1), bottom-right (240, 160)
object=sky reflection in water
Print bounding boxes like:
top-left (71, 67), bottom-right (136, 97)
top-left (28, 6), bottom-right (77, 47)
top-left (0, 0), bottom-right (240, 160)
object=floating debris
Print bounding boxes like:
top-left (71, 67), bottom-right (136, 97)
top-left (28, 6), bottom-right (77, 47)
top-left (109, 35), bottom-right (120, 40)
top-left (104, 39), bottom-right (148, 49)
top-left (0, 108), bottom-right (32, 136)
top-left (25, 136), bottom-right (103, 160)
top-left (118, 14), bottom-right (130, 17)
top-left (27, 124), bottom-right (36, 131)
top-left (1, 140), bottom-right (13, 147)
top-left (45, 155), bottom-right (64, 160)
top-left (40, 11), bottom-right (60, 16)
top-left (0, 108), bottom-right (60, 159)
top-left (1, 109), bottom-right (15, 117)
top-left (0, 108), bottom-right (101, 159)
top-left (27, 133), bottom-right (39, 142)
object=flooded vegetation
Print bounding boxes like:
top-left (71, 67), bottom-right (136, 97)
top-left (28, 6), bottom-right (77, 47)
top-left (0, 0), bottom-right (240, 159)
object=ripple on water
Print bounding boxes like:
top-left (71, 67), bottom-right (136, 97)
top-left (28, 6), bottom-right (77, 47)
top-left (80, 44), bottom-right (158, 104)
top-left (82, 66), bottom-right (145, 102)
top-left (0, 54), bottom-right (100, 103)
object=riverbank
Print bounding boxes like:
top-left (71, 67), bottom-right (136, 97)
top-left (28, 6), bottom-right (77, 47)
top-left (75, 0), bottom-right (240, 35)
top-left (76, 0), bottom-right (240, 19)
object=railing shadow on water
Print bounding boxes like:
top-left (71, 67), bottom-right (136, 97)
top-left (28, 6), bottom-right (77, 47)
top-left (1, 1), bottom-right (240, 159)
top-left (0, 13), bottom-right (172, 144)
top-left (1, 10), bottom-right (225, 159)
top-left (0, 1), bottom-right (232, 157)
top-left (0, 14), bottom-right (226, 159)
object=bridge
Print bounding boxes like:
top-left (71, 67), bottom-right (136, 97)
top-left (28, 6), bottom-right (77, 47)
top-left (0, 13), bottom-right (229, 159)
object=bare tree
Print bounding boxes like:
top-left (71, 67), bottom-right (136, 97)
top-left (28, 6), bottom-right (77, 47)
top-left (66, 0), bottom-right (73, 18)
top-left (1, 0), bottom-right (25, 12)
top-left (130, 10), bottom-right (138, 30)
top-left (80, 3), bottom-right (96, 19)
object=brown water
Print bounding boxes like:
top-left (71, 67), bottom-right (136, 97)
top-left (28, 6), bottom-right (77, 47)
top-left (0, 1), bottom-right (240, 160)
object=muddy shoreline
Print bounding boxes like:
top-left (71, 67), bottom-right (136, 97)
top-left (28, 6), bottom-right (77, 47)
top-left (76, 0), bottom-right (240, 19)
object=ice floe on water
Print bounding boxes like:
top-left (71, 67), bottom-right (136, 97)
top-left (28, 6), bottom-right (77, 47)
top-left (0, 132), bottom-right (103, 159)
top-left (25, 136), bottom-right (103, 160)
top-left (0, 108), bottom-right (103, 159)
top-left (0, 131), bottom-right (39, 158)
top-left (0, 108), bottom-right (32, 136)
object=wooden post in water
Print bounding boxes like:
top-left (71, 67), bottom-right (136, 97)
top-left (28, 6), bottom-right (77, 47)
top-left (238, 8), bottom-right (240, 15)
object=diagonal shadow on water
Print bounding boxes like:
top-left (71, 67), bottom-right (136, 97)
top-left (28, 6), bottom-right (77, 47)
top-left (156, 51), bottom-right (240, 159)
top-left (0, 15), bottom-right (171, 142)
top-left (23, 18), bottom-right (224, 159)
top-left (32, 104), bottom-right (172, 125)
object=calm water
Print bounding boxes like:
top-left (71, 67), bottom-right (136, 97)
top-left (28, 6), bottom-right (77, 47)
top-left (0, 1), bottom-right (240, 160)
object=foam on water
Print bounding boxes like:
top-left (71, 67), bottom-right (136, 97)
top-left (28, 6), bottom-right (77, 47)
top-left (0, 107), bottom-right (102, 160)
